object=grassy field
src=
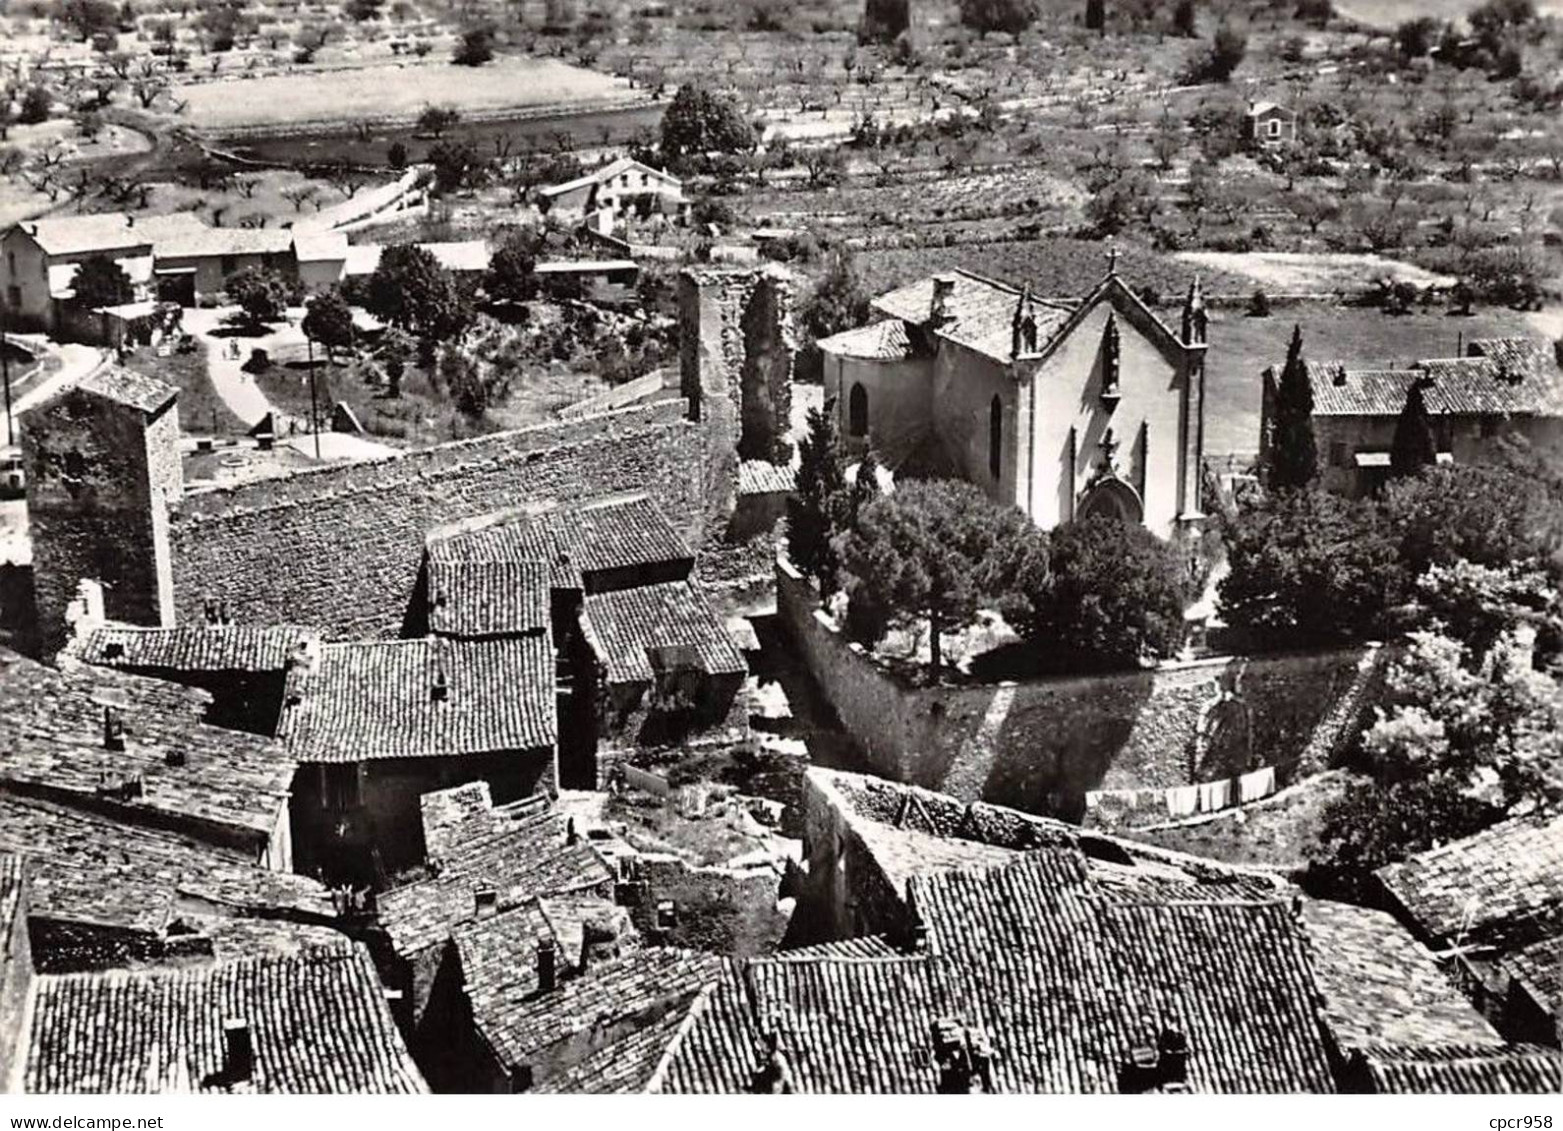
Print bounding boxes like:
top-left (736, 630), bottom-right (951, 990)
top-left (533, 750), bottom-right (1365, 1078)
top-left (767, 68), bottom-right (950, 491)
top-left (1336, 0), bottom-right (1563, 28)
top-left (1201, 301), bottom-right (1541, 457)
top-left (177, 57), bottom-right (638, 134)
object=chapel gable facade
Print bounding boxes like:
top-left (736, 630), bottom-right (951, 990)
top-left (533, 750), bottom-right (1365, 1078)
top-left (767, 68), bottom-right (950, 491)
top-left (818, 264), bottom-right (1208, 539)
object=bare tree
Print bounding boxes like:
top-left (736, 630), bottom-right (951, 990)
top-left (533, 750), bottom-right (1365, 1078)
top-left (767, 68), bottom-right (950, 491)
top-left (327, 164), bottom-right (365, 199)
top-left (234, 172), bottom-right (262, 198)
top-left (282, 184), bottom-right (320, 212)
top-left (133, 75), bottom-right (168, 109)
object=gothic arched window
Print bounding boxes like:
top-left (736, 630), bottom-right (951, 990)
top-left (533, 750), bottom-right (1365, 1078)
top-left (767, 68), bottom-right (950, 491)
top-left (989, 396), bottom-right (1003, 481)
top-left (848, 383), bottom-right (868, 438)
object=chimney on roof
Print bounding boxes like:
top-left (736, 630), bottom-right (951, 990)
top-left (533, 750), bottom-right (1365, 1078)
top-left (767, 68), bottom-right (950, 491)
top-left (536, 933), bottom-right (557, 992)
top-left (431, 668), bottom-right (449, 702)
top-left (474, 888), bottom-right (498, 919)
top-left (222, 1018), bottom-right (253, 1083)
top-left (126, 214), bottom-right (134, 228)
top-left (932, 1018), bottom-right (994, 1094)
top-left (166, 746), bottom-right (186, 768)
top-left (204, 598), bottom-right (220, 626)
top-left (1157, 1027), bottom-right (1189, 1086)
top-left (930, 275), bottom-right (956, 327)
top-left (103, 706), bottom-right (125, 751)
top-left (566, 816), bottom-right (578, 846)
top-left (1118, 1022), bottom-right (1190, 1092)
top-left (218, 601), bottom-right (231, 626)
top-left (1011, 284), bottom-right (1039, 358)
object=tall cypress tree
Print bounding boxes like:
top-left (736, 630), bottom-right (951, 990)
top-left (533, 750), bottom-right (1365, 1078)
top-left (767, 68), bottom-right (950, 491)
top-left (787, 407), bottom-right (848, 598)
top-left (1390, 378), bottom-right (1438, 479)
top-left (1085, 0), bottom-right (1106, 32)
top-left (1269, 323), bottom-right (1318, 491)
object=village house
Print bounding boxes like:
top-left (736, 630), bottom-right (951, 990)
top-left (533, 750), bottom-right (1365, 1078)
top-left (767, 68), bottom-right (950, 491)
top-left (533, 258), bottom-right (640, 303)
top-left (1376, 814), bottom-right (1563, 1050)
top-left (1247, 100), bottom-right (1298, 148)
top-left (817, 262), bottom-right (1209, 538)
top-left (538, 157), bottom-right (688, 235)
top-left (0, 647), bottom-right (298, 871)
top-left (275, 634), bottom-right (559, 881)
top-left (1261, 337), bottom-right (1563, 497)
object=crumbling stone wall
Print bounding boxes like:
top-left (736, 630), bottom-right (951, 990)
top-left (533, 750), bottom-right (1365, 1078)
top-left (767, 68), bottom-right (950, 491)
top-left (23, 392), bottom-right (176, 656)
top-left (620, 854), bottom-right (789, 957)
top-left (168, 402), bottom-right (705, 641)
top-left (798, 779), bottom-right (912, 944)
top-left (678, 266), bottom-right (796, 539)
top-left (778, 560), bottom-right (1385, 821)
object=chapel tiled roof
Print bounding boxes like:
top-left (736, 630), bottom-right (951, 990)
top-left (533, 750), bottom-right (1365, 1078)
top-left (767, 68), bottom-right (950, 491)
top-left (425, 559), bottom-right (550, 639)
top-left (76, 624), bottom-right (319, 673)
top-left (0, 794), bottom-right (335, 955)
top-left (72, 365), bottom-right (178, 416)
top-left (1303, 343), bottom-right (1563, 418)
top-left (25, 944), bottom-right (427, 1093)
top-left (276, 636), bottom-right (556, 763)
top-left (815, 319), bottom-right (914, 361)
top-left (1299, 900), bottom-right (1503, 1055)
top-left (1375, 814), bottom-right (1563, 950)
top-left (583, 581), bottom-right (748, 685)
top-left (1503, 934), bottom-right (1563, 1018)
top-left (376, 807), bottom-right (613, 959)
top-left (1360, 1044), bottom-right (1563, 1095)
top-left (0, 649), bottom-right (296, 840)
top-left (872, 270), bottom-right (1074, 365)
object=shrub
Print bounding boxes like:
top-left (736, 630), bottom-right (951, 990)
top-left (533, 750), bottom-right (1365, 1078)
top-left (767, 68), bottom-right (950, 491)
top-left (1246, 289), bottom-right (1271, 318)
top-left (452, 25), bottom-right (493, 66)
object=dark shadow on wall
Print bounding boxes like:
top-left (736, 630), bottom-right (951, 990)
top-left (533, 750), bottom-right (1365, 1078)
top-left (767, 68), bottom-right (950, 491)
top-left (0, 563), bottom-right (38, 658)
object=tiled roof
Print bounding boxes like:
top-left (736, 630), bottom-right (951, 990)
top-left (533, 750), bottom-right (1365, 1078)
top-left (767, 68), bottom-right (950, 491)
top-left (12, 213), bottom-right (156, 257)
top-left (872, 270), bottom-right (1074, 364)
top-left (1304, 346), bottom-right (1563, 418)
top-left (1299, 900), bottom-right (1503, 1054)
top-left (75, 624), bottom-right (319, 673)
top-left (291, 230), bottom-right (349, 263)
top-left (0, 851), bottom-right (25, 962)
top-left (737, 460), bottom-right (796, 496)
top-left (472, 945), bottom-right (722, 1077)
top-left (583, 581), bottom-right (748, 685)
top-left (534, 1001), bottom-right (696, 1094)
top-left (342, 241), bottom-right (490, 276)
top-left (25, 944), bottom-right (427, 1093)
top-left (153, 226), bottom-right (293, 260)
top-left (1361, 1044), bottom-right (1563, 1094)
top-left (1504, 934), bottom-right (1563, 1017)
top-left (0, 794), bottom-right (334, 957)
top-left (72, 365), bottom-right (178, 416)
top-left (815, 319), bottom-right (913, 361)
top-left (774, 936), bottom-right (903, 960)
top-left (1467, 337), bottom-right (1551, 379)
top-left (0, 650), bottom-right (296, 840)
top-left (1376, 814), bottom-right (1563, 950)
top-left (427, 493), bottom-right (693, 592)
top-left (377, 807), bottom-right (612, 959)
top-left (914, 856), bottom-right (1336, 1093)
top-left (167, 405), bottom-right (705, 641)
top-left (425, 558), bottom-right (550, 639)
top-left (276, 636), bottom-right (556, 763)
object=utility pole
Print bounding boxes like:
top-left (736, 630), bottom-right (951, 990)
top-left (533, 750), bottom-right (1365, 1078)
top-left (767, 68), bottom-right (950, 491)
top-left (306, 334), bottom-right (321, 460)
top-left (1, 296), bottom-right (12, 447)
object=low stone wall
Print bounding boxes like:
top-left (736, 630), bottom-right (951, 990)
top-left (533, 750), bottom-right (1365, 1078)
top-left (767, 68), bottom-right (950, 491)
top-left (776, 559), bottom-right (1385, 820)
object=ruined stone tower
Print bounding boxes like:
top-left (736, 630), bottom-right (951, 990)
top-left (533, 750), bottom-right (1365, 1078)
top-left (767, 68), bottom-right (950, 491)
top-left (21, 366), bottom-right (182, 656)
top-left (678, 265), bottom-right (797, 536)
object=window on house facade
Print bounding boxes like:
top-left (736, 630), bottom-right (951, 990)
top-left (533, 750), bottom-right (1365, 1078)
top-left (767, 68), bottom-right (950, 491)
top-left (6, 252), bottom-right (13, 276)
top-left (321, 762), bottom-right (363, 811)
top-left (220, 256), bottom-right (236, 277)
top-left (1268, 119), bottom-right (1282, 138)
top-left (848, 382), bottom-right (868, 437)
top-left (1329, 441), bottom-right (1347, 468)
top-left (989, 396), bottom-right (1003, 481)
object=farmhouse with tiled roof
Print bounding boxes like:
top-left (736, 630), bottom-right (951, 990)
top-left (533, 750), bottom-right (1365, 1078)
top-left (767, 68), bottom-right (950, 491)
top-left (817, 261), bottom-right (1210, 538)
top-left (1261, 336), bottom-right (1563, 496)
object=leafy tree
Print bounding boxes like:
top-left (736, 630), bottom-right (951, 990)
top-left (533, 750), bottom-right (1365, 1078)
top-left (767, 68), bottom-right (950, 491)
top-left (346, 0), bottom-right (383, 19)
top-left (417, 103), bottom-right (461, 138)
top-left (957, 0), bottom-right (1039, 35)
top-left (787, 407), bottom-right (848, 596)
top-left (1416, 559), bottom-right (1557, 660)
top-left (19, 86), bottom-right (51, 125)
top-left (1084, 0), bottom-right (1105, 33)
top-left (301, 288), bottom-right (355, 361)
top-left (1173, 0), bottom-right (1196, 36)
top-left (60, 0), bottom-right (118, 40)
top-left (840, 480), bottom-right (1033, 681)
top-left (1314, 775), bottom-right (1498, 897)
top-left (378, 326), bottom-right (413, 397)
top-left (1395, 16), bottom-right (1440, 59)
top-left (365, 243), bottom-right (472, 342)
top-left (859, 0), bottom-right (908, 42)
top-left (484, 227), bottom-right (543, 304)
top-left (659, 84), bottom-right (755, 165)
top-left (1382, 461), bottom-right (1563, 579)
top-left (437, 342), bottom-right (509, 419)
top-left (1219, 488), bottom-right (1406, 648)
top-left (69, 254), bottom-right (133, 309)
top-left (387, 140), bottom-right (408, 170)
top-left (224, 267), bottom-right (291, 331)
top-left (798, 250), bottom-right (872, 365)
top-left (1186, 22), bottom-right (1246, 83)
top-left (428, 138), bottom-right (486, 193)
top-left (1294, 0), bottom-right (1332, 27)
top-left (1008, 515), bottom-right (1186, 671)
top-left (453, 25), bottom-right (493, 66)
top-left (1266, 324), bottom-right (1317, 491)
top-left (1389, 380), bottom-right (1437, 480)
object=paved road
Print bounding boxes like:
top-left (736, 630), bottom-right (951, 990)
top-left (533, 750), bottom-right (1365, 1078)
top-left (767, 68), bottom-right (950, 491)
top-left (11, 342), bottom-right (106, 420)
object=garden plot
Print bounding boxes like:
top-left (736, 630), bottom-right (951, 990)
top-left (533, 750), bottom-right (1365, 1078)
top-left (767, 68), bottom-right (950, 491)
top-left (176, 56), bottom-right (639, 134)
top-left (1176, 252), bottom-right (1458, 295)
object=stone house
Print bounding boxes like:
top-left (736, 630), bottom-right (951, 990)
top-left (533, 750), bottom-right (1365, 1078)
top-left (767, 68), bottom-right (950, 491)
top-left (1260, 338), bottom-right (1563, 497)
top-left (1247, 100), bottom-right (1297, 149)
top-left (538, 157), bottom-right (688, 234)
top-left (817, 265), bottom-right (1209, 539)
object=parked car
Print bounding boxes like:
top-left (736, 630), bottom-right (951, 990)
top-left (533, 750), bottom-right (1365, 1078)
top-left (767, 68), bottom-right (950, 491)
top-left (0, 446), bottom-right (23, 499)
